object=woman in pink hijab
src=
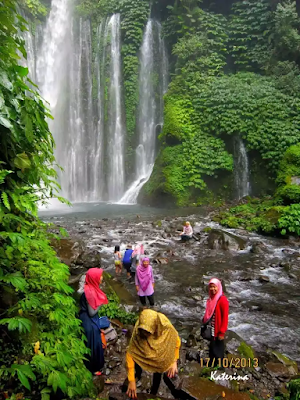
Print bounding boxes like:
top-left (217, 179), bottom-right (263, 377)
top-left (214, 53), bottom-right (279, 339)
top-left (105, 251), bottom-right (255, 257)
top-left (79, 268), bottom-right (108, 375)
top-left (135, 257), bottom-right (155, 306)
top-left (202, 278), bottom-right (229, 366)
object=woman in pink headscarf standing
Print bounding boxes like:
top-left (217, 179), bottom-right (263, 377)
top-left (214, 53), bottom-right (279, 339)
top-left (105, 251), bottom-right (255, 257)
top-left (79, 268), bottom-right (108, 375)
top-left (202, 278), bottom-right (229, 366)
top-left (135, 257), bottom-right (155, 306)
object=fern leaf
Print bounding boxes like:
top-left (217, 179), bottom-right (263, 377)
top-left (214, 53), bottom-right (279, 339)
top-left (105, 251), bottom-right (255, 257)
top-left (1, 192), bottom-right (10, 210)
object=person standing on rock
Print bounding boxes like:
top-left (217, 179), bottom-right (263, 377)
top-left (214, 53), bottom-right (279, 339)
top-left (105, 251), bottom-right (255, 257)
top-left (114, 245), bottom-right (122, 276)
top-left (135, 257), bottom-right (155, 306)
top-left (123, 244), bottom-right (134, 279)
top-left (123, 309), bottom-right (181, 399)
top-left (179, 221), bottom-right (193, 242)
top-left (202, 278), bottom-right (229, 367)
top-left (79, 268), bottom-right (108, 376)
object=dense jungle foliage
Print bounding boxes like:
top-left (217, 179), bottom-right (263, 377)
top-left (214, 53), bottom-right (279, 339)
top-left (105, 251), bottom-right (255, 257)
top-left (73, 0), bottom-right (300, 236)
top-left (0, 0), bottom-right (96, 397)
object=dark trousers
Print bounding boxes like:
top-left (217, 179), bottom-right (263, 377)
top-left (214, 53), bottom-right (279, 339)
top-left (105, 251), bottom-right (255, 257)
top-left (123, 262), bottom-right (132, 273)
top-left (181, 234), bottom-right (191, 242)
top-left (208, 337), bottom-right (225, 367)
top-left (139, 294), bottom-right (154, 306)
top-left (122, 363), bottom-right (177, 396)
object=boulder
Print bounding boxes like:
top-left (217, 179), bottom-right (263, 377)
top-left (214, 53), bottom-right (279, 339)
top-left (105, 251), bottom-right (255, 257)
top-left (271, 351), bottom-right (298, 374)
top-left (152, 258), bottom-right (169, 265)
top-left (75, 248), bottom-right (101, 269)
top-left (250, 241), bottom-right (268, 254)
top-left (51, 238), bottom-right (83, 267)
top-left (259, 275), bottom-right (270, 283)
top-left (265, 362), bottom-right (296, 380)
top-left (207, 229), bottom-right (247, 251)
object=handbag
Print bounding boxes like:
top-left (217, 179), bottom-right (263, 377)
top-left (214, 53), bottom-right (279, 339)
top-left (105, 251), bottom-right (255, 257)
top-left (200, 317), bottom-right (213, 340)
top-left (201, 295), bottom-right (223, 340)
top-left (101, 326), bottom-right (118, 343)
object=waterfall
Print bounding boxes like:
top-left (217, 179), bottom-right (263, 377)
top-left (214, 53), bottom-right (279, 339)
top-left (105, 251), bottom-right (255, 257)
top-left (23, 6), bottom-right (165, 205)
top-left (119, 20), bottom-right (168, 204)
top-left (107, 14), bottom-right (125, 201)
top-left (67, 19), bottom-right (94, 201)
top-left (234, 136), bottom-right (250, 199)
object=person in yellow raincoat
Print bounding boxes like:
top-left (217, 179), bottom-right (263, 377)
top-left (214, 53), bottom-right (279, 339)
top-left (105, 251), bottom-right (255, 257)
top-left (124, 309), bottom-right (181, 398)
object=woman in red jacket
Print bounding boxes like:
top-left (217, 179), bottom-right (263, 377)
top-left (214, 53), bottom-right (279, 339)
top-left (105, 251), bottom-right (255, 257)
top-left (203, 278), bottom-right (229, 366)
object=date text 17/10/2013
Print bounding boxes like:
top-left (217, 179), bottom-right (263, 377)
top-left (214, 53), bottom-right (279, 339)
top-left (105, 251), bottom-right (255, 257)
top-left (199, 358), bottom-right (259, 368)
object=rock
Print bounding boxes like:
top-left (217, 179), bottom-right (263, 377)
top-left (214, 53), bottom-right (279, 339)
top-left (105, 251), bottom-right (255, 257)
top-left (279, 262), bottom-right (291, 272)
top-left (250, 241), bottom-right (268, 254)
top-left (186, 334), bottom-right (197, 348)
top-left (238, 341), bottom-right (255, 359)
top-left (207, 229), bottom-right (247, 251)
top-left (186, 349), bottom-right (199, 362)
top-left (288, 273), bottom-right (298, 280)
top-left (271, 351), bottom-right (298, 373)
top-left (75, 248), bottom-right (101, 269)
top-left (225, 331), bottom-right (246, 355)
top-left (265, 362), bottom-right (295, 380)
top-left (250, 305), bottom-right (263, 312)
top-left (259, 275), bottom-right (270, 283)
top-left (152, 258), bottom-right (169, 265)
top-left (192, 296), bottom-right (202, 302)
top-left (51, 238), bottom-right (83, 267)
top-left (239, 272), bottom-right (254, 281)
top-left (162, 233), bottom-right (168, 239)
top-left (68, 273), bottom-right (84, 285)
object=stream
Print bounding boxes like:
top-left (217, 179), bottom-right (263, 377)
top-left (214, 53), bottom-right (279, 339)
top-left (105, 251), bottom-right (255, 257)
top-left (40, 202), bottom-right (300, 363)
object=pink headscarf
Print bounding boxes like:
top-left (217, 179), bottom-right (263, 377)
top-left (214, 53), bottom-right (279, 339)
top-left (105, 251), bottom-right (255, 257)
top-left (203, 278), bottom-right (223, 323)
top-left (84, 268), bottom-right (108, 310)
top-left (136, 257), bottom-right (152, 292)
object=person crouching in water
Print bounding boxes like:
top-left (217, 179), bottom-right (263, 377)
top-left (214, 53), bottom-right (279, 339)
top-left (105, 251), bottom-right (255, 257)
top-left (124, 309), bottom-right (181, 398)
top-left (179, 221), bottom-right (193, 242)
top-left (123, 244), bottom-right (133, 279)
top-left (114, 245), bottom-right (122, 276)
top-left (135, 257), bottom-right (155, 307)
top-left (202, 278), bottom-right (229, 366)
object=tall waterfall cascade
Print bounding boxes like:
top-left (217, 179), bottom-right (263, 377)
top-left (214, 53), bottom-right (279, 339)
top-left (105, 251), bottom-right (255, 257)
top-left (119, 20), bottom-right (169, 204)
top-left (23, 5), bottom-right (167, 203)
top-left (234, 136), bottom-right (250, 199)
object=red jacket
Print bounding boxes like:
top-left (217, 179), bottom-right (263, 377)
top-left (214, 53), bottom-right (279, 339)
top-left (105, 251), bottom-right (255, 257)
top-left (203, 295), bottom-right (229, 338)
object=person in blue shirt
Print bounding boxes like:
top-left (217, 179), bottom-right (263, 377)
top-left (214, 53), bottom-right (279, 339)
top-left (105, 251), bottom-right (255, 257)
top-left (123, 244), bottom-right (133, 279)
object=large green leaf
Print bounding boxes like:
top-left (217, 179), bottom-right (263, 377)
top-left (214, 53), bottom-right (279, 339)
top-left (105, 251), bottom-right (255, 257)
top-left (13, 152), bottom-right (31, 170)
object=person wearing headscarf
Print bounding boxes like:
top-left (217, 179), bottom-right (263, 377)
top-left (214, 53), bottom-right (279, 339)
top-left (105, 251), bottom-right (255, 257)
top-left (202, 278), bottom-right (229, 366)
top-left (179, 221), bottom-right (193, 242)
top-left (124, 309), bottom-right (181, 398)
top-left (135, 257), bottom-right (155, 306)
top-left (79, 268), bottom-right (108, 375)
top-left (131, 244), bottom-right (145, 282)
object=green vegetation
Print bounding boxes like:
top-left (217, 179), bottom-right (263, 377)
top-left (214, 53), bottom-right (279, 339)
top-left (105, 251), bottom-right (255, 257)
top-left (238, 341), bottom-right (255, 359)
top-left (0, 2), bottom-right (90, 397)
top-left (288, 378), bottom-right (300, 400)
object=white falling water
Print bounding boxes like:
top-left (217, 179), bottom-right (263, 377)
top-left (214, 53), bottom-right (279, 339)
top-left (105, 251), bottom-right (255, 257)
top-left (107, 14), bottom-right (125, 201)
top-left (67, 19), bottom-right (94, 201)
top-left (119, 20), bottom-right (168, 204)
top-left (234, 136), bottom-right (250, 199)
top-left (36, 0), bottom-right (71, 110)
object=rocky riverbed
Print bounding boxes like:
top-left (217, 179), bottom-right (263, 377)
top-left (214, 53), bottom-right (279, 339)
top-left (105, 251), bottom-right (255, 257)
top-left (44, 206), bottom-right (300, 399)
